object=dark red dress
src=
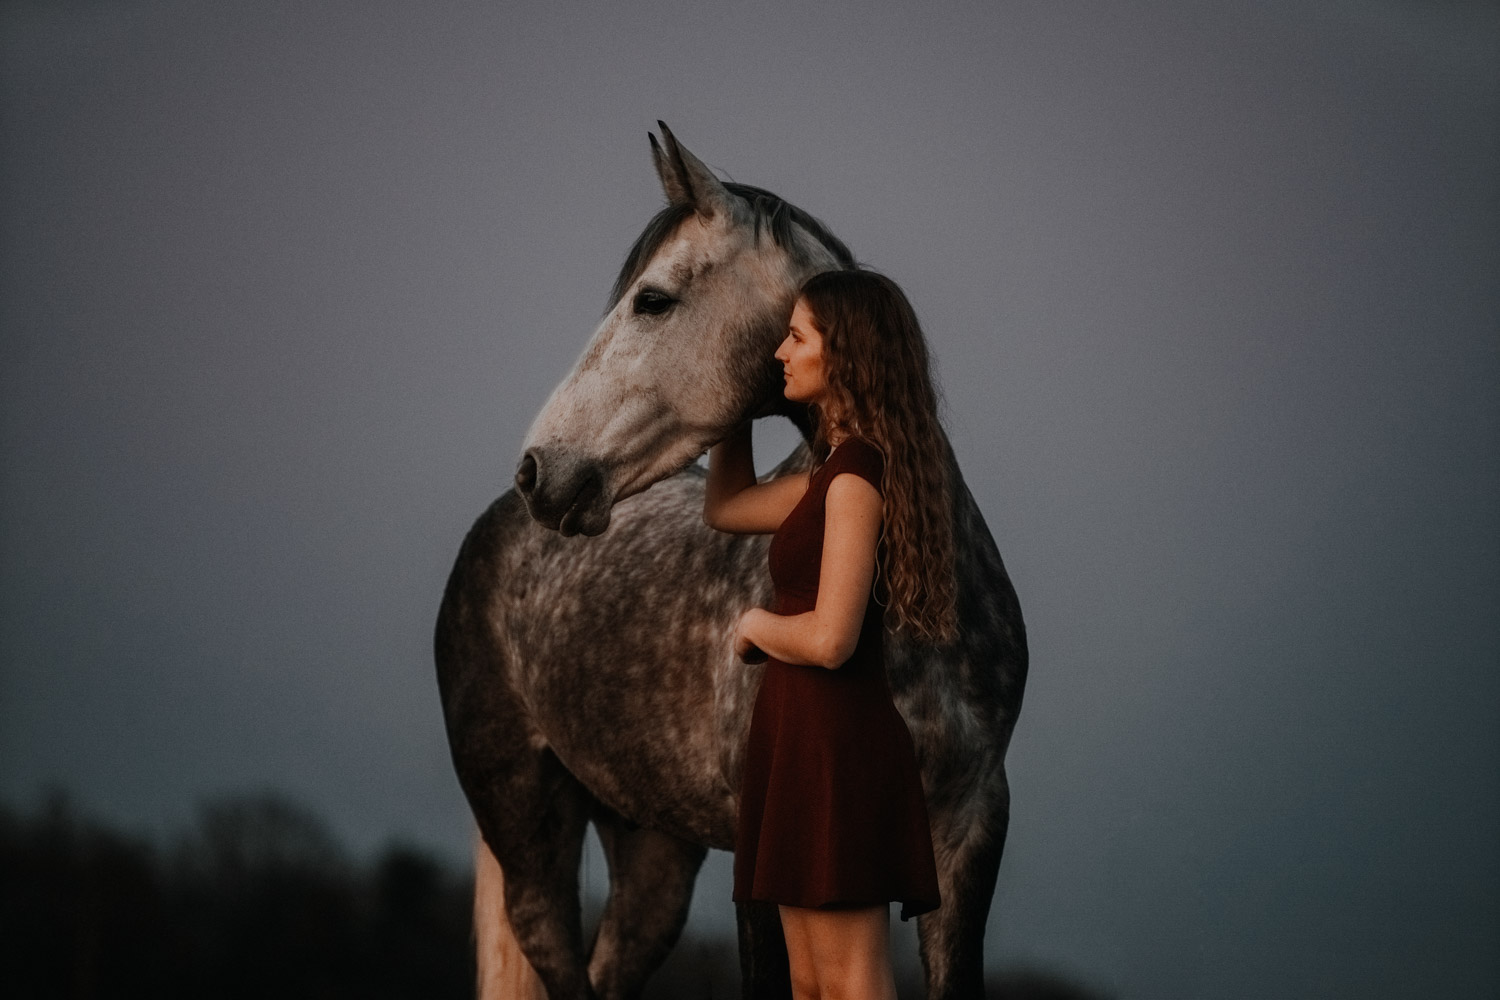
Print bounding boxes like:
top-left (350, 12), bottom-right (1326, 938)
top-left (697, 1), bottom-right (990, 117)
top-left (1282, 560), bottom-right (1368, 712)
top-left (732, 436), bottom-right (941, 922)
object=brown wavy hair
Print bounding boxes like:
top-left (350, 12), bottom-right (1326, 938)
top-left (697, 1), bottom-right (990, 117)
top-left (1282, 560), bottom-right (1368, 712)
top-left (799, 268), bottom-right (958, 644)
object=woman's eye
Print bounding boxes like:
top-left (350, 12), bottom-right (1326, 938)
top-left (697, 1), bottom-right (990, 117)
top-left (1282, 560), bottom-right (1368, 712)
top-left (633, 289), bottom-right (675, 315)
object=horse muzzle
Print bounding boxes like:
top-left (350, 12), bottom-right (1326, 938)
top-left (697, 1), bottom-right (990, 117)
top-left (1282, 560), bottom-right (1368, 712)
top-left (515, 446), bottom-right (614, 536)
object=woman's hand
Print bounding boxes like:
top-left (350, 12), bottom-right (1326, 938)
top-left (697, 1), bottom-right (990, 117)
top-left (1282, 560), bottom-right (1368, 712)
top-left (735, 609), bottom-right (768, 664)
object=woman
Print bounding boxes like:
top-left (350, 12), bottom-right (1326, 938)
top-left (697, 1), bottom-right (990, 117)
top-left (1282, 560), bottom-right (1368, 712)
top-left (703, 268), bottom-right (958, 1000)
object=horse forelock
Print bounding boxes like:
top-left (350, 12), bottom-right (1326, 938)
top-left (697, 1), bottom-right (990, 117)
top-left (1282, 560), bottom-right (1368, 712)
top-left (607, 202), bottom-right (695, 313)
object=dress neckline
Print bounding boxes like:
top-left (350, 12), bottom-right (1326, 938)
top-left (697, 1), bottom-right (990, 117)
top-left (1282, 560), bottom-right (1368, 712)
top-left (827, 434), bottom-right (863, 457)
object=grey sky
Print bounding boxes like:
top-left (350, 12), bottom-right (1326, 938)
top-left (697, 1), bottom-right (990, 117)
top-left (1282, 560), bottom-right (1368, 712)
top-left (2, 1), bottom-right (1496, 996)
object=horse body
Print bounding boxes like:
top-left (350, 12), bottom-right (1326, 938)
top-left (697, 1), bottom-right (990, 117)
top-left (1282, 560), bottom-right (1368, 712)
top-left (436, 124), bottom-right (1027, 999)
top-left (442, 470), bottom-right (773, 849)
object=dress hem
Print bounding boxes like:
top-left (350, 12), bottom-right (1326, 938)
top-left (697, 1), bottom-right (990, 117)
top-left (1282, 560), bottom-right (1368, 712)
top-left (732, 891), bottom-right (940, 923)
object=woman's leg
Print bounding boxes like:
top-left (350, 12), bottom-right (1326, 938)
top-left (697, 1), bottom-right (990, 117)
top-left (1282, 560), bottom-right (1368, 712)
top-left (779, 904), bottom-right (896, 1000)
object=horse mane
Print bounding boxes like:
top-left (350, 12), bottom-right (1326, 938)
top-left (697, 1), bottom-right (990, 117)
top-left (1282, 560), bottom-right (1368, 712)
top-left (606, 181), bottom-right (856, 312)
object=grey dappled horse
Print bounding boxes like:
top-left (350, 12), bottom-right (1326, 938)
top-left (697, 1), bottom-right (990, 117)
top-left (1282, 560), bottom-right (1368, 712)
top-left (435, 123), bottom-right (1027, 1000)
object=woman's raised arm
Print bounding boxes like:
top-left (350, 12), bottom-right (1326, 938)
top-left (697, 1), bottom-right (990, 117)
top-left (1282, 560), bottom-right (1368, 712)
top-left (703, 422), bottom-right (810, 535)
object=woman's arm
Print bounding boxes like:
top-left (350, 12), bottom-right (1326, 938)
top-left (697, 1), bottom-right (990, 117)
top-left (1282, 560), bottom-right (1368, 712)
top-left (735, 472), bottom-right (882, 668)
top-left (703, 422), bottom-right (810, 534)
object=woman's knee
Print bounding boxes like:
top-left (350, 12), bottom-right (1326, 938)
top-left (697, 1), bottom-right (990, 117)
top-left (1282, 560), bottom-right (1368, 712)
top-left (779, 906), bottom-right (823, 1000)
top-left (810, 906), bottom-right (894, 1000)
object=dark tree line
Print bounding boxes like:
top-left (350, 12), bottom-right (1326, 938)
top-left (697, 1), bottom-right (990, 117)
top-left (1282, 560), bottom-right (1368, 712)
top-left (0, 792), bottom-right (473, 1000)
top-left (1, 792), bottom-right (1107, 999)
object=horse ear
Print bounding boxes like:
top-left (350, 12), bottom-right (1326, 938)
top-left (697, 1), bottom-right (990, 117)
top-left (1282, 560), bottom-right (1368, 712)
top-left (651, 121), bottom-right (735, 219)
top-left (649, 130), bottom-right (690, 205)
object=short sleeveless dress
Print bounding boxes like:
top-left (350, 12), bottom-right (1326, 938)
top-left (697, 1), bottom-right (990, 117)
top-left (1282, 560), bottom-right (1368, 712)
top-left (732, 436), bottom-right (941, 921)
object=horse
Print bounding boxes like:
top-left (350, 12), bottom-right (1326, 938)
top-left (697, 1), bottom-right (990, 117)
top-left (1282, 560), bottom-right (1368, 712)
top-left (435, 122), bottom-right (1027, 1000)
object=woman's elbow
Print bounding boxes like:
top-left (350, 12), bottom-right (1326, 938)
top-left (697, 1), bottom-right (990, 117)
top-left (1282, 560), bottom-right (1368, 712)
top-left (702, 502), bottom-right (725, 532)
top-left (817, 632), bottom-right (858, 670)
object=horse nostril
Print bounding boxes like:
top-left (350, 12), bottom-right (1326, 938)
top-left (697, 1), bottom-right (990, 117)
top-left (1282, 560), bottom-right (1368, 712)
top-left (515, 451), bottom-right (538, 495)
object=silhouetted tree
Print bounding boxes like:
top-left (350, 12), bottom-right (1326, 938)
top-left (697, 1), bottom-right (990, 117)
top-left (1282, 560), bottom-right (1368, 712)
top-left (0, 792), bottom-right (471, 1000)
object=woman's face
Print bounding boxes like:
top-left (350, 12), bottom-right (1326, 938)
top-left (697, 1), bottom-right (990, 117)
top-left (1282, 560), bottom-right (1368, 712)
top-left (775, 298), bottom-right (829, 405)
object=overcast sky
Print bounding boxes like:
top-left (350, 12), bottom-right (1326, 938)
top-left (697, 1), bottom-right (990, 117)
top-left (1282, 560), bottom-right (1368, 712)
top-left (2, 1), bottom-right (1496, 996)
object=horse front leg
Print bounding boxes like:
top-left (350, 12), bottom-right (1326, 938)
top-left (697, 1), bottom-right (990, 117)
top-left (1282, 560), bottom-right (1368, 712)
top-left (918, 766), bottom-right (1010, 1000)
top-left (465, 746), bottom-right (596, 1000)
top-left (475, 834), bottom-right (545, 1000)
top-left (586, 807), bottom-right (708, 999)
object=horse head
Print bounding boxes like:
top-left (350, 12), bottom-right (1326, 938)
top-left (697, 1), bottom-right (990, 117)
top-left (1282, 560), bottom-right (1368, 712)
top-left (515, 122), bottom-right (853, 535)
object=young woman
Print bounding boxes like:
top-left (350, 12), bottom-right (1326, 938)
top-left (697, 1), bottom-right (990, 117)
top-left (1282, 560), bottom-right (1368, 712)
top-left (703, 268), bottom-right (958, 1000)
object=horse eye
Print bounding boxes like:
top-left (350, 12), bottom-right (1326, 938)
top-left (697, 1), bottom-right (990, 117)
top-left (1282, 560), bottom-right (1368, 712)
top-left (633, 289), bottom-right (675, 316)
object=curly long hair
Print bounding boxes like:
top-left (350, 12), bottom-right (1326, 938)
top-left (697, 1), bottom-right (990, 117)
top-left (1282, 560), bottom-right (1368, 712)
top-left (799, 268), bottom-right (958, 645)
